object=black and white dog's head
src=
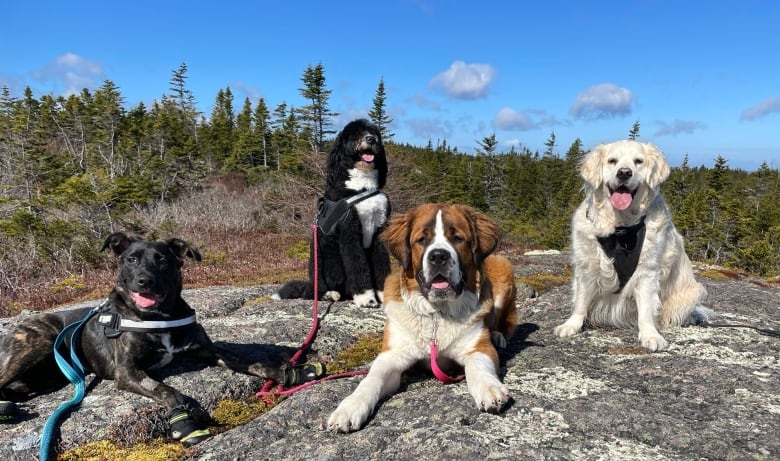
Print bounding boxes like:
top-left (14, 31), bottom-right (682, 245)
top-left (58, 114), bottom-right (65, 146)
top-left (327, 119), bottom-right (387, 192)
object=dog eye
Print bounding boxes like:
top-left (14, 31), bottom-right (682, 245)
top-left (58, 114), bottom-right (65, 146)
top-left (127, 256), bottom-right (137, 264)
top-left (607, 158), bottom-right (618, 165)
top-left (414, 236), bottom-right (426, 245)
top-left (635, 158), bottom-right (644, 165)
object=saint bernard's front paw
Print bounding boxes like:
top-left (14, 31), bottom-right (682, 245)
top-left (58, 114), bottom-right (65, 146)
top-left (327, 394), bottom-right (374, 433)
top-left (468, 374), bottom-right (509, 412)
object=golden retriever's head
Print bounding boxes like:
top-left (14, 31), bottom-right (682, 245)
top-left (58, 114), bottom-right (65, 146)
top-left (380, 203), bottom-right (500, 302)
top-left (580, 140), bottom-right (670, 212)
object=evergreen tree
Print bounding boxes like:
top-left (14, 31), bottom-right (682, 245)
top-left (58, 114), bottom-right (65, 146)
top-left (543, 131), bottom-right (556, 157)
top-left (253, 98), bottom-right (272, 168)
top-left (368, 76), bottom-right (393, 141)
top-left (629, 120), bottom-right (640, 140)
top-left (298, 62), bottom-right (337, 153)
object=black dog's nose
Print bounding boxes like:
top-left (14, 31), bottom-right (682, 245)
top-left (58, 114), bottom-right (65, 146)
top-left (617, 168), bottom-right (633, 181)
top-left (365, 135), bottom-right (376, 145)
top-left (427, 249), bottom-right (450, 266)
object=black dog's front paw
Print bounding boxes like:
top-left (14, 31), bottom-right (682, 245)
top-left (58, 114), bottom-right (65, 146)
top-left (168, 405), bottom-right (211, 446)
top-left (0, 400), bottom-right (19, 423)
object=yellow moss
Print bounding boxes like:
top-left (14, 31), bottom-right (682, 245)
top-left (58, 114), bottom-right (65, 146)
top-left (203, 251), bottom-right (228, 264)
top-left (698, 268), bottom-right (738, 281)
top-left (327, 333), bottom-right (383, 375)
top-left (258, 269), bottom-right (307, 285)
top-left (60, 439), bottom-right (191, 461)
top-left (50, 274), bottom-right (87, 292)
top-left (210, 396), bottom-right (282, 430)
top-left (285, 240), bottom-right (310, 261)
top-left (517, 267), bottom-right (572, 294)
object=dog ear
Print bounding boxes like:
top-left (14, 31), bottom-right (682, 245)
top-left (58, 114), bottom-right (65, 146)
top-left (167, 238), bottom-right (203, 262)
top-left (380, 212), bottom-right (411, 270)
top-left (644, 143), bottom-right (670, 189)
top-left (580, 145), bottom-right (605, 189)
top-left (100, 232), bottom-right (135, 256)
top-left (464, 206), bottom-right (501, 265)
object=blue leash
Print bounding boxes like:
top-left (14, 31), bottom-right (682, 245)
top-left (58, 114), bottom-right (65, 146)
top-left (39, 306), bottom-right (100, 461)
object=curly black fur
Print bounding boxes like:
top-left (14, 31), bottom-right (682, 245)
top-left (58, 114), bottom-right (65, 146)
top-left (276, 119), bottom-right (391, 308)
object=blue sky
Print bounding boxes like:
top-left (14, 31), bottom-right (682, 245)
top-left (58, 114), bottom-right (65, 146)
top-left (1, 1), bottom-right (778, 171)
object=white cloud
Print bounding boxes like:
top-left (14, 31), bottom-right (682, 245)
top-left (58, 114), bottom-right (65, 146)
top-left (569, 83), bottom-right (634, 120)
top-left (653, 119), bottom-right (706, 136)
top-left (429, 61), bottom-right (496, 100)
top-left (740, 96), bottom-right (780, 121)
top-left (493, 107), bottom-right (536, 131)
top-left (32, 52), bottom-right (104, 96)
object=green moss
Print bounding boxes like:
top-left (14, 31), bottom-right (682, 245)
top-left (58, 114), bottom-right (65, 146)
top-left (327, 333), bottom-right (383, 375)
top-left (516, 267), bottom-right (572, 294)
top-left (50, 274), bottom-right (87, 292)
top-left (698, 268), bottom-right (739, 281)
top-left (285, 240), bottom-right (310, 261)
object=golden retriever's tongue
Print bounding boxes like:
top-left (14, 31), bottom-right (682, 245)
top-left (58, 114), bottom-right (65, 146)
top-left (131, 291), bottom-right (158, 309)
top-left (361, 153), bottom-right (375, 162)
top-left (610, 190), bottom-right (633, 210)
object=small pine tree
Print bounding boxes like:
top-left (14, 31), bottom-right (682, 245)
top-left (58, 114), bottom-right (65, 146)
top-left (368, 76), bottom-right (394, 141)
top-left (629, 120), bottom-right (640, 140)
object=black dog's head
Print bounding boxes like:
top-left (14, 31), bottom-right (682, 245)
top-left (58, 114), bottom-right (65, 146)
top-left (100, 232), bottom-right (201, 314)
top-left (326, 119), bottom-right (387, 190)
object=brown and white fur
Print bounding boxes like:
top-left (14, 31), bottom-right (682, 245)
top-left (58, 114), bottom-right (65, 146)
top-left (555, 140), bottom-right (712, 351)
top-left (327, 203), bottom-right (518, 432)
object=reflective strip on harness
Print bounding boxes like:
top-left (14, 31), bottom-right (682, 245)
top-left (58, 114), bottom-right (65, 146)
top-left (96, 312), bottom-right (197, 333)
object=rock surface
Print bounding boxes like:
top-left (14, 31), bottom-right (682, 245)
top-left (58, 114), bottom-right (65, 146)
top-left (1, 253), bottom-right (778, 461)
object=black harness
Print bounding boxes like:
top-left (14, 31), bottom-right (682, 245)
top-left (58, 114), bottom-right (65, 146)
top-left (597, 216), bottom-right (646, 292)
top-left (316, 189), bottom-right (385, 236)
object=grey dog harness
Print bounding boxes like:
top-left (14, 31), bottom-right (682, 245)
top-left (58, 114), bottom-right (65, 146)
top-left (597, 216), bottom-right (646, 292)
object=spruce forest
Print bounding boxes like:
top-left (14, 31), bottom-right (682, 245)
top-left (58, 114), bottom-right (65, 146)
top-left (1, 63), bottom-right (778, 316)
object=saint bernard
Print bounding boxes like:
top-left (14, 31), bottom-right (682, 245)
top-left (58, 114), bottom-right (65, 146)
top-left (327, 203), bottom-right (518, 432)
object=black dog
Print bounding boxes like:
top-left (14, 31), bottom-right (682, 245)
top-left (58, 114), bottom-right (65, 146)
top-left (0, 232), bottom-right (284, 445)
top-left (275, 119), bottom-right (391, 308)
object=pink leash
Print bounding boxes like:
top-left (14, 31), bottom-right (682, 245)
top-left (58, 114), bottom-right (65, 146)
top-left (430, 341), bottom-right (464, 384)
top-left (257, 224), bottom-right (367, 402)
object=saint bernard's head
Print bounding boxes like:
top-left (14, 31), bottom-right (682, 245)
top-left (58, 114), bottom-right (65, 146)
top-left (381, 204), bottom-right (501, 304)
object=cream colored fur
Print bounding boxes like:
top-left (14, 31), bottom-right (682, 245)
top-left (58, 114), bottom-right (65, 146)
top-left (555, 140), bottom-right (712, 351)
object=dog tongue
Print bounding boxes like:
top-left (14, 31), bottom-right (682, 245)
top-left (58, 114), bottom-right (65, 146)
top-left (361, 153), bottom-right (375, 163)
top-left (431, 279), bottom-right (450, 290)
top-left (131, 291), bottom-right (158, 309)
top-left (610, 190), bottom-right (633, 210)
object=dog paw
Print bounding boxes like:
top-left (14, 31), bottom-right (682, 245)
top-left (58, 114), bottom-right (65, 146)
top-left (470, 378), bottom-right (509, 412)
top-left (323, 291), bottom-right (341, 302)
top-left (554, 322), bottom-right (582, 338)
top-left (327, 396), bottom-right (374, 433)
top-left (351, 290), bottom-right (379, 308)
top-left (639, 332), bottom-right (668, 351)
top-left (270, 293), bottom-right (281, 300)
top-left (490, 331), bottom-right (507, 349)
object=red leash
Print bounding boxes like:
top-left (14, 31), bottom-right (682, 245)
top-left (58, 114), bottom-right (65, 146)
top-left (257, 224), bottom-right (367, 402)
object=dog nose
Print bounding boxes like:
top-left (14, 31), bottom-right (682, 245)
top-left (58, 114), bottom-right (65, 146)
top-left (427, 249), bottom-right (450, 266)
top-left (617, 168), bottom-right (633, 181)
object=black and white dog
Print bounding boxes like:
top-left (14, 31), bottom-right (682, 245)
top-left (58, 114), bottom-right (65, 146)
top-left (275, 119), bottom-right (391, 308)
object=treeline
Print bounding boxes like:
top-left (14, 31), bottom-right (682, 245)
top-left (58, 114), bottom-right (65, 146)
top-left (1, 64), bottom-right (778, 313)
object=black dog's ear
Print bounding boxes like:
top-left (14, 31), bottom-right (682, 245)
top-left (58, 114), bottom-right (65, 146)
top-left (100, 232), bottom-right (135, 256)
top-left (167, 238), bottom-right (202, 262)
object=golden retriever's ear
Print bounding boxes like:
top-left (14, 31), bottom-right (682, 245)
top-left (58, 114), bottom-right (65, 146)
top-left (380, 212), bottom-right (411, 270)
top-left (580, 145), bottom-right (604, 188)
top-left (644, 143), bottom-right (670, 189)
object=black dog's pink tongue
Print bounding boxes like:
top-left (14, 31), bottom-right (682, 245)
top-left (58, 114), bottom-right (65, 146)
top-left (610, 189), bottom-right (633, 210)
top-left (361, 153), bottom-right (375, 163)
top-left (131, 291), bottom-right (158, 309)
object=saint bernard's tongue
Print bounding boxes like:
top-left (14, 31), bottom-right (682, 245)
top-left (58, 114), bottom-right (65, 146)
top-left (610, 188), bottom-right (634, 211)
top-left (361, 153), bottom-right (375, 163)
top-left (130, 291), bottom-right (159, 309)
top-left (431, 276), bottom-right (450, 290)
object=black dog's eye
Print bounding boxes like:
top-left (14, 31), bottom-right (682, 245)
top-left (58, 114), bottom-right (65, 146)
top-left (126, 256), bottom-right (137, 264)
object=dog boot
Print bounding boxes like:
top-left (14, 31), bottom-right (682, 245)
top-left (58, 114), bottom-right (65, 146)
top-left (282, 361), bottom-right (327, 387)
top-left (168, 406), bottom-right (211, 446)
top-left (0, 400), bottom-right (18, 422)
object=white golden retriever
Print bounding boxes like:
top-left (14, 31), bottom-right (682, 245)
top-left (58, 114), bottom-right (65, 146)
top-left (555, 140), bottom-right (712, 351)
